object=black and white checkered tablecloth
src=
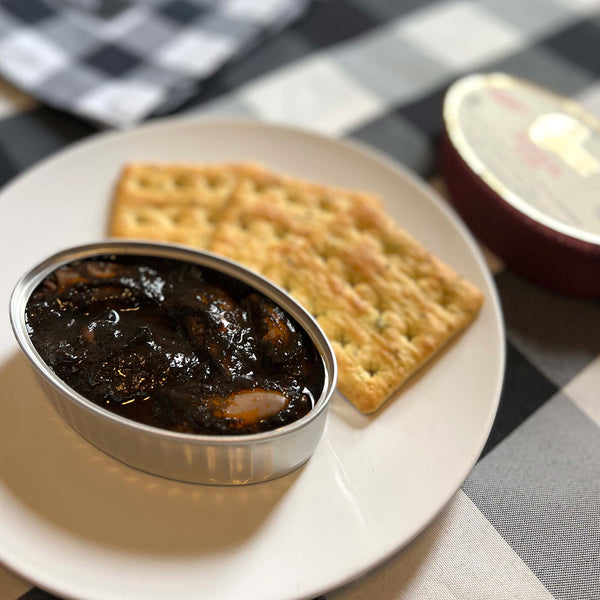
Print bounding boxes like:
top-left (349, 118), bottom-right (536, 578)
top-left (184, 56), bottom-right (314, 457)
top-left (0, 0), bottom-right (312, 127)
top-left (0, 1), bottom-right (599, 599)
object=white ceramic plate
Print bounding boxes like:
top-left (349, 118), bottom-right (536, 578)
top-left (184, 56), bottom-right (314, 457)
top-left (0, 119), bottom-right (504, 600)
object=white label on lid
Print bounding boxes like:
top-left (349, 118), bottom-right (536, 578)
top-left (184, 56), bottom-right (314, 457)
top-left (444, 73), bottom-right (600, 245)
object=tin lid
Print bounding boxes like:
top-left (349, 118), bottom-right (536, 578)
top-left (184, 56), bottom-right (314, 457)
top-left (440, 72), bottom-right (600, 297)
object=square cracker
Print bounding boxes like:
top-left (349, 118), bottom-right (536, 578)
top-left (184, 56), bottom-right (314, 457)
top-left (206, 164), bottom-right (384, 271)
top-left (109, 163), bottom-right (261, 248)
top-left (209, 170), bottom-right (483, 414)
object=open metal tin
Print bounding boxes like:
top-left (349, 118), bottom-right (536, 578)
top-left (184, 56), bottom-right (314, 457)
top-left (10, 241), bottom-right (337, 485)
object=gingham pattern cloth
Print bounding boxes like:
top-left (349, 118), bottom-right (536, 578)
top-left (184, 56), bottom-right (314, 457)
top-left (0, 0), bottom-right (311, 127)
top-left (1, 0), bottom-right (599, 599)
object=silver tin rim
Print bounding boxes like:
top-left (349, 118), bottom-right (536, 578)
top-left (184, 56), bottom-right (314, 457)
top-left (10, 240), bottom-right (337, 448)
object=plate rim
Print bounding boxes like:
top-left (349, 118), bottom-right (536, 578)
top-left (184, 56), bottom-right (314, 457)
top-left (0, 115), bottom-right (505, 600)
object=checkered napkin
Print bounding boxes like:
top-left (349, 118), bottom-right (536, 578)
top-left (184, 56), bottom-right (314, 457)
top-left (0, 0), bottom-right (311, 128)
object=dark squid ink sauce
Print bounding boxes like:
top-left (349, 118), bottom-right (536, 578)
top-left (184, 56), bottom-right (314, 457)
top-left (26, 255), bottom-right (325, 435)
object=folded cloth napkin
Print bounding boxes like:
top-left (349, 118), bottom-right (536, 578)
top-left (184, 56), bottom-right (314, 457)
top-left (0, 0), bottom-right (310, 127)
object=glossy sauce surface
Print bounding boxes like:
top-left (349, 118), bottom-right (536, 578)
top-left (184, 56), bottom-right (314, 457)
top-left (25, 255), bottom-right (324, 435)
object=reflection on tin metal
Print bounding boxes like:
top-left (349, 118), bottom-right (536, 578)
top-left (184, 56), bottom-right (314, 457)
top-left (10, 241), bottom-right (337, 485)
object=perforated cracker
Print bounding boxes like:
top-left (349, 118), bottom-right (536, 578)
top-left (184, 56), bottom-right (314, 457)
top-left (210, 176), bottom-right (483, 413)
top-left (306, 203), bottom-right (484, 331)
top-left (209, 165), bottom-right (383, 272)
top-left (109, 163), bottom-right (260, 248)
